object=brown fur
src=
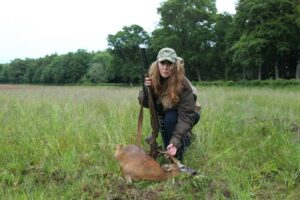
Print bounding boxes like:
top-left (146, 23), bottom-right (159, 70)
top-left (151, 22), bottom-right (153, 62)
top-left (114, 144), bottom-right (179, 181)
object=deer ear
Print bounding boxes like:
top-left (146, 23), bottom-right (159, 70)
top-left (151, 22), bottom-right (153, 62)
top-left (116, 144), bottom-right (123, 151)
top-left (114, 144), bottom-right (123, 159)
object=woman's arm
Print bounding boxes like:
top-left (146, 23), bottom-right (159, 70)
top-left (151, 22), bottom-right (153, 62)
top-left (170, 86), bottom-right (196, 149)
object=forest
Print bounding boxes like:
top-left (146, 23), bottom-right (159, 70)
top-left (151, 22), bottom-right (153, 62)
top-left (0, 0), bottom-right (299, 84)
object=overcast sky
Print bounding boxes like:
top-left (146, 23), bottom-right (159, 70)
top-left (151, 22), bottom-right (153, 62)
top-left (0, 0), bottom-right (236, 64)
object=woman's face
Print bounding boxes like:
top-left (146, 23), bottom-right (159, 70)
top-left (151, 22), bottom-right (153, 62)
top-left (158, 60), bottom-right (174, 78)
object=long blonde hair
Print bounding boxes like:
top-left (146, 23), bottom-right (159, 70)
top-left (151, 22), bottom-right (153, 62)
top-left (148, 60), bottom-right (185, 106)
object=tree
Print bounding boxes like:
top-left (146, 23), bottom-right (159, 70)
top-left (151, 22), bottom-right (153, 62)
top-left (38, 50), bottom-right (91, 84)
top-left (232, 33), bottom-right (267, 80)
top-left (151, 0), bottom-right (217, 81)
top-left (85, 51), bottom-right (112, 83)
top-left (40, 55), bottom-right (65, 84)
top-left (211, 13), bottom-right (234, 80)
top-left (296, 0), bottom-right (300, 79)
top-left (32, 54), bottom-right (57, 84)
top-left (0, 64), bottom-right (9, 83)
top-left (107, 24), bottom-right (149, 84)
top-left (6, 59), bottom-right (27, 83)
top-left (22, 58), bottom-right (39, 83)
top-left (66, 49), bottom-right (91, 83)
top-left (233, 0), bottom-right (299, 79)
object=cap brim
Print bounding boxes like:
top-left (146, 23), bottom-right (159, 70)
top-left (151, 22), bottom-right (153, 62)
top-left (158, 57), bottom-right (175, 63)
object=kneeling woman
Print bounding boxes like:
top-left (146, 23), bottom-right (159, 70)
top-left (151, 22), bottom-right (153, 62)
top-left (138, 47), bottom-right (200, 161)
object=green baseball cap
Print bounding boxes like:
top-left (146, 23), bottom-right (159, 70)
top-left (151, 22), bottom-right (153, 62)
top-left (157, 47), bottom-right (177, 63)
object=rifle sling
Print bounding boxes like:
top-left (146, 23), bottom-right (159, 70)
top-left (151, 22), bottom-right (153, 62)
top-left (136, 87), bottom-right (159, 148)
top-left (136, 103), bottom-right (143, 147)
top-left (148, 87), bottom-right (159, 134)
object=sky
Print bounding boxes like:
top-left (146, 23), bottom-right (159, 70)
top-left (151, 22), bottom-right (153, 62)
top-left (0, 0), bottom-right (236, 64)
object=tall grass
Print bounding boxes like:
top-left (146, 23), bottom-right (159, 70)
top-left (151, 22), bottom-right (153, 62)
top-left (192, 87), bottom-right (300, 199)
top-left (0, 85), bottom-right (299, 199)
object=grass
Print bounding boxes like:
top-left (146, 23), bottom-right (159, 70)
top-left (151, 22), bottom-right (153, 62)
top-left (0, 84), bottom-right (299, 199)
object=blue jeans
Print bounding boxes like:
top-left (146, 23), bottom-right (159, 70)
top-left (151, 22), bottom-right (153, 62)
top-left (159, 110), bottom-right (200, 161)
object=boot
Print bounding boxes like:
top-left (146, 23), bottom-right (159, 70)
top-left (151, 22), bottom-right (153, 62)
top-left (178, 165), bottom-right (198, 175)
top-left (145, 135), bottom-right (154, 145)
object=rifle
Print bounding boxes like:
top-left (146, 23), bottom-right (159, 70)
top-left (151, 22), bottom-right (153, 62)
top-left (140, 48), bottom-right (160, 158)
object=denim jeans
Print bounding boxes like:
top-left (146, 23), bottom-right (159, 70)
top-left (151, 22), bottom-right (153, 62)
top-left (159, 109), bottom-right (200, 161)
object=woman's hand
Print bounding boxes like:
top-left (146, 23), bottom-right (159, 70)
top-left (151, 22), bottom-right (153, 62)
top-left (167, 143), bottom-right (177, 156)
top-left (144, 77), bottom-right (152, 87)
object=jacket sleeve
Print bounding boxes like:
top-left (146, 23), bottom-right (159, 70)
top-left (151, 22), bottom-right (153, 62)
top-left (170, 86), bottom-right (196, 149)
top-left (138, 87), bottom-right (149, 108)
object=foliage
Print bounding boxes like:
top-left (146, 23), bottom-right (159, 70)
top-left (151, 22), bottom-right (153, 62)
top-left (232, 0), bottom-right (299, 80)
top-left (210, 13), bottom-right (235, 80)
top-left (0, 64), bottom-right (9, 83)
top-left (6, 59), bottom-right (27, 83)
top-left (107, 24), bottom-right (150, 84)
top-left (0, 0), bottom-right (299, 83)
top-left (83, 51), bottom-right (112, 83)
top-left (151, 0), bottom-right (218, 81)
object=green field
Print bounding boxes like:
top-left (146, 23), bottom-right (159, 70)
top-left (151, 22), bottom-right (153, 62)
top-left (0, 84), bottom-right (299, 199)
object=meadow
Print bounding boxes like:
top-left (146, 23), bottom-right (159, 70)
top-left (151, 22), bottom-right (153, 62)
top-left (0, 84), bottom-right (299, 199)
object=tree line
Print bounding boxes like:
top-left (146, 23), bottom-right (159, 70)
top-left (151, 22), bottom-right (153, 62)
top-left (0, 0), bottom-right (299, 84)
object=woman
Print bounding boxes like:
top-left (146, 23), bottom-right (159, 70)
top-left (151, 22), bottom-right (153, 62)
top-left (139, 47), bottom-right (200, 161)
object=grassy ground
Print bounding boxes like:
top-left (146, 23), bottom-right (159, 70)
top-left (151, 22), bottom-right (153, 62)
top-left (0, 84), bottom-right (299, 199)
